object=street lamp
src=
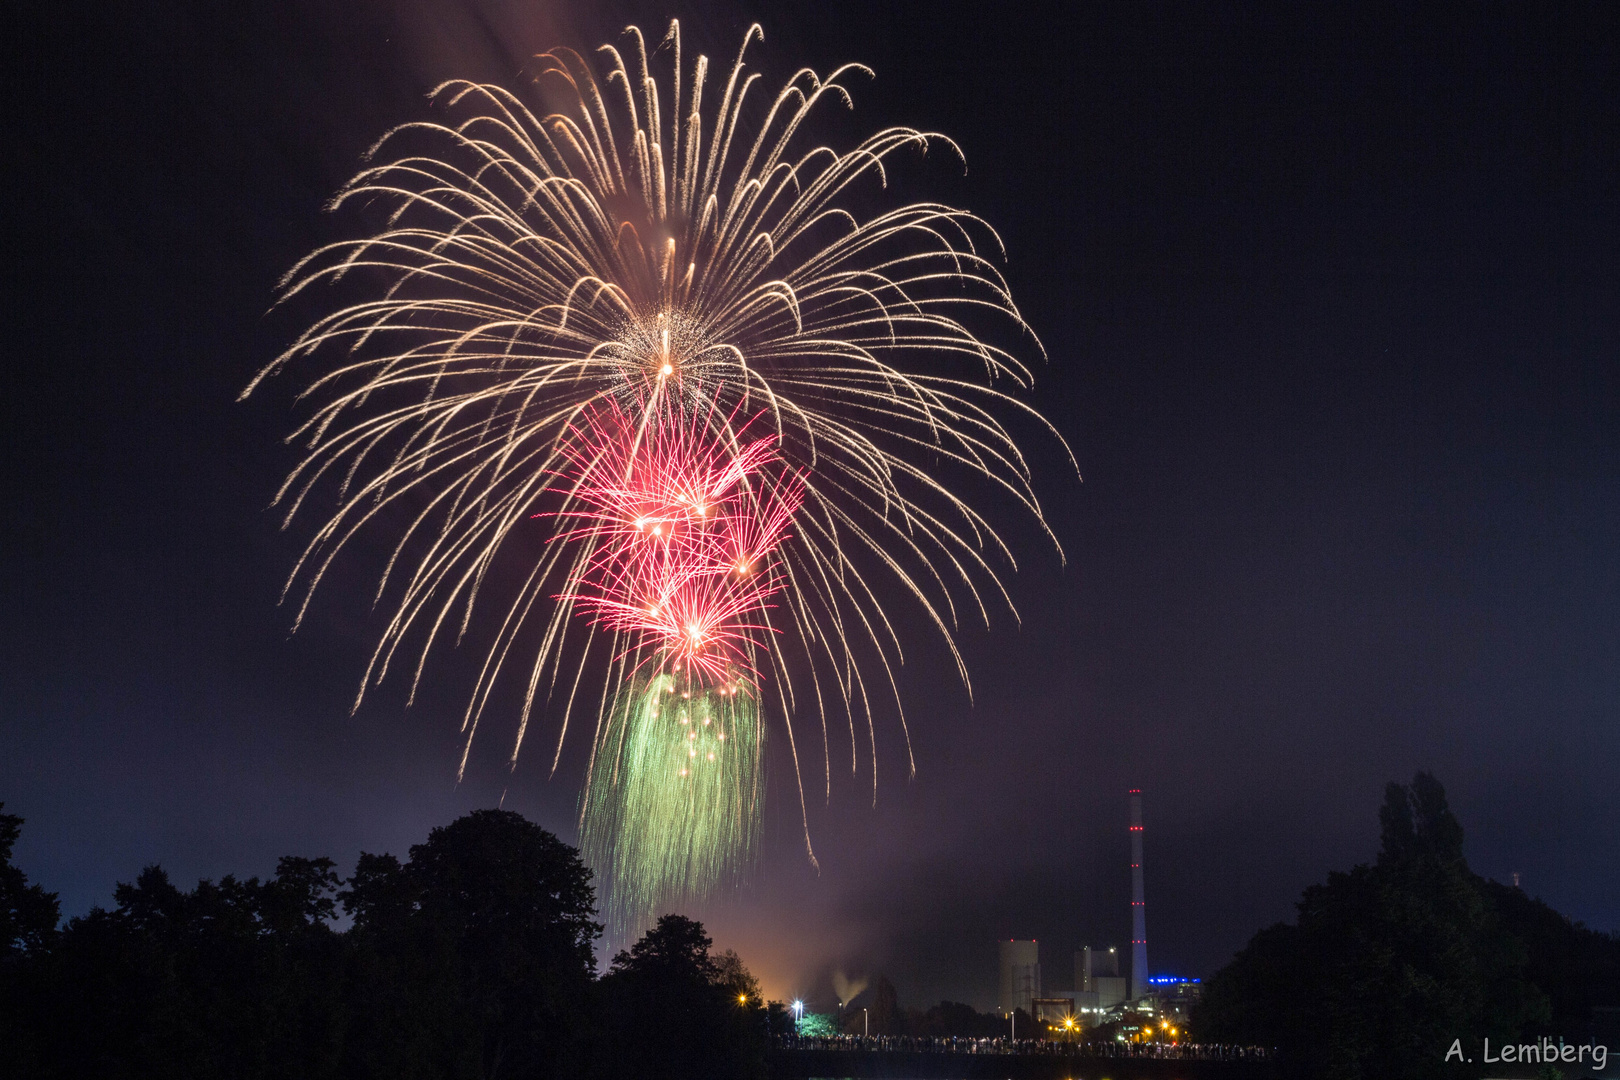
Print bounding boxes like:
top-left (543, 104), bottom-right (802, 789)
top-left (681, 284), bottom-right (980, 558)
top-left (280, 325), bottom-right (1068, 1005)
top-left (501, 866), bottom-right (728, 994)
top-left (862, 1007), bottom-right (868, 1038)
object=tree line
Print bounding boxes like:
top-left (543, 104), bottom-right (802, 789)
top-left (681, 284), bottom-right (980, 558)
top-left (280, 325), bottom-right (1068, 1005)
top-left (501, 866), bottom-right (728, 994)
top-left (1194, 773), bottom-right (1620, 1080)
top-left (6, 773), bottom-right (1616, 1080)
top-left (0, 807), bottom-right (772, 1080)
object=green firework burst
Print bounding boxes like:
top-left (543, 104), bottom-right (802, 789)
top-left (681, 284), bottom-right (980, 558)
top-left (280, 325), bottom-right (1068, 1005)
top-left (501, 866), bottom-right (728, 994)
top-left (580, 672), bottom-right (764, 938)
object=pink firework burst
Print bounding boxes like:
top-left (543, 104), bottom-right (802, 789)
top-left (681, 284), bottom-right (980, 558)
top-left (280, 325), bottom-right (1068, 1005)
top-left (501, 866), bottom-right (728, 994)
top-left (549, 399), bottom-right (803, 685)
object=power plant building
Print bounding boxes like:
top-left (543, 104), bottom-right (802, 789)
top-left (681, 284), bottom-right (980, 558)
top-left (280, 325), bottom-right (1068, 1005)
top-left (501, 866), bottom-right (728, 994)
top-left (996, 790), bottom-right (1158, 1020)
top-left (1031, 996), bottom-right (1079, 1024)
top-left (1075, 945), bottom-right (1126, 1010)
top-left (998, 939), bottom-right (1041, 1015)
top-left (1076, 944), bottom-right (1119, 989)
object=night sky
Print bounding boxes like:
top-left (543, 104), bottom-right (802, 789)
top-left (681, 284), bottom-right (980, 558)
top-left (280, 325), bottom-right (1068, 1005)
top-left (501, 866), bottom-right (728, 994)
top-left (5, 0), bottom-right (1617, 1009)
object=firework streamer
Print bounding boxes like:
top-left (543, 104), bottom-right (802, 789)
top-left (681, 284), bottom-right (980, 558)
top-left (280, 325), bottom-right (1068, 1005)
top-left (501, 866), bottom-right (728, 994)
top-left (247, 21), bottom-right (1069, 933)
top-left (581, 674), bottom-right (764, 937)
top-left (553, 398), bottom-right (796, 933)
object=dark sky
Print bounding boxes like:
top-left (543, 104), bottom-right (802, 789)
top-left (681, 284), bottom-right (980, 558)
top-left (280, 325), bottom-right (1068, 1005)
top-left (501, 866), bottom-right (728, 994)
top-left (5, 0), bottom-right (1617, 1009)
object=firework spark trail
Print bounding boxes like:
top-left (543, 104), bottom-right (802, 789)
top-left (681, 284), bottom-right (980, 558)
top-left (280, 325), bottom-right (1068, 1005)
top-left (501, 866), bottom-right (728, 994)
top-left (247, 20), bottom-right (1069, 924)
top-left (552, 400), bottom-right (791, 935)
top-left (581, 673), bottom-right (764, 938)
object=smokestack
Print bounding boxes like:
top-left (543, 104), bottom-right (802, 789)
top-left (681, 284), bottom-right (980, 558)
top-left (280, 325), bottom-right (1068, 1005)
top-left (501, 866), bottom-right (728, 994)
top-left (1129, 788), bottom-right (1148, 1002)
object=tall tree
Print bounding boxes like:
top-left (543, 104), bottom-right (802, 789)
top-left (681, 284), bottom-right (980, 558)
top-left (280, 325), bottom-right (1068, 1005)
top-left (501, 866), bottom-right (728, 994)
top-left (1197, 773), bottom-right (1550, 1080)
top-left (339, 809), bottom-right (600, 1080)
top-left (0, 804), bottom-right (59, 960)
top-left (594, 914), bottom-right (767, 1080)
top-left (0, 805), bottom-right (61, 1079)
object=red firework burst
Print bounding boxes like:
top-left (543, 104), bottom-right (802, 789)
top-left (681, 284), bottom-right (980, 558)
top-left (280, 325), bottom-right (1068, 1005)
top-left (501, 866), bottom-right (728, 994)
top-left (549, 400), bottom-right (803, 685)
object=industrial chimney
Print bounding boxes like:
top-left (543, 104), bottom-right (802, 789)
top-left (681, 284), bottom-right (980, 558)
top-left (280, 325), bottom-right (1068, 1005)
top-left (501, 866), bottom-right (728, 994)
top-left (1129, 788), bottom-right (1148, 1002)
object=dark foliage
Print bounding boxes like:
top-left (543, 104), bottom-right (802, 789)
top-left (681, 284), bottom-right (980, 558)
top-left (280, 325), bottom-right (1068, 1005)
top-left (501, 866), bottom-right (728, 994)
top-left (0, 808), bottom-right (773, 1080)
top-left (338, 810), bottom-right (600, 1080)
top-left (1196, 773), bottom-right (1617, 1080)
top-left (891, 999), bottom-right (1021, 1038)
top-left (1, 804), bottom-right (63, 1078)
top-left (0, 804), bottom-right (60, 961)
top-left (26, 859), bottom-right (347, 1080)
top-left (765, 998), bottom-right (797, 1035)
top-left (592, 913), bottom-right (770, 1080)
top-left (1480, 879), bottom-right (1620, 1041)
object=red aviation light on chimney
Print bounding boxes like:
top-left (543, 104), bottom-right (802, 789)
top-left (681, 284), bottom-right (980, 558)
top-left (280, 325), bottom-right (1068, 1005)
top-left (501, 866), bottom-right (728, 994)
top-left (1128, 789), bottom-right (1148, 1003)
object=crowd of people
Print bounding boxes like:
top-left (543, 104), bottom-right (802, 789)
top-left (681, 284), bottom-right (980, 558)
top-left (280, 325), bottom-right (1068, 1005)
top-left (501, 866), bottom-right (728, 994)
top-left (773, 1033), bottom-right (1272, 1058)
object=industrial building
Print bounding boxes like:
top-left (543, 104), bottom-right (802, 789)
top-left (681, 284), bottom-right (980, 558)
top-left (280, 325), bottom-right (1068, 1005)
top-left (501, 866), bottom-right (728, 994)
top-left (999, 789), bottom-right (1165, 1026)
top-left (1030, 996), bottom-right (1079, 1025)
top-left (1075, 791), bottom-right (1148, 1013)
top-left (1075, 945), bottom-right (1127, 1010)
top-left (1147, 976), bottom-right (1203, 1028)
top-left (997, 939), bottom-right (1040, 1015)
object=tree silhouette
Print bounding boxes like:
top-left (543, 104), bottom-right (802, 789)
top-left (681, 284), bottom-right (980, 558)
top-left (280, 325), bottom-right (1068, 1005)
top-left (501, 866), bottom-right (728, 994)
top-left (594, 914), bottom-right (767, 1080)
top-left (0, 805), bottom-right (60, 1078)
top-left (0, 804), bottom-right (59, 960)
top-left (29, 857), bottom-right (346, 1079)
top-left (340, 809), bottom-right (600, 1080)
top-left (1196, 773), bottom-right (1555, 1080)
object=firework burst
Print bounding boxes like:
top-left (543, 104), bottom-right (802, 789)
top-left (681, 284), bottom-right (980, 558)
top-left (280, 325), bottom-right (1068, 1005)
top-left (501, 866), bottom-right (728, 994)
top-left (247, 20), bottom-right (1067, 929)
top-left (549, 397), bottom-right (801, 686)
